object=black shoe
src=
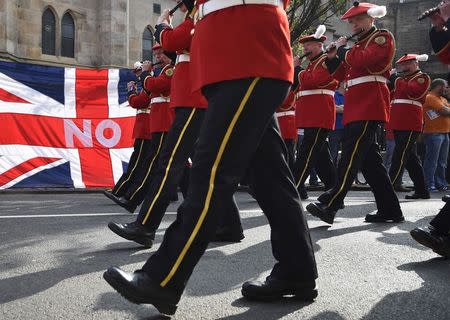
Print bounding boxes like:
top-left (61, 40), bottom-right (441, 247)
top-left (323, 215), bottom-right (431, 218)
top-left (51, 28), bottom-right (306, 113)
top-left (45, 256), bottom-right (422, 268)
top-left (108, 221), bottom-right (155, 247)
top-left (114, 196), bottom-right (137, 213)
top-left (405, 192), bottom-right (430, 200)
top-left (213, 227), bottom-right (245, 243)
top-left (241, 277), bottom-right (317, 302)
top-left (410, 226), bottom-right (450, 258)
top-left (103, 190), bottom-right (118, 202)
top-left (394, 185), bottom-right (410, 192)
top-left (306, 202), bottom-right (336, 224)
top-left (442, 195), bottom-right (450, 203)
top-left (103, 266), bottom-right (179, 315)
top-left (365, 212), bottom-right (405, 223)
top-left (337, 202), bottom-right (345, 210)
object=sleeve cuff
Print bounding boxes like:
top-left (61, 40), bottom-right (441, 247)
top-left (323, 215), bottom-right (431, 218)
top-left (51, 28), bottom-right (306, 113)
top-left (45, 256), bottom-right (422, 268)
top-left (336, 46), bottom-right (349, 62)
top-left (154, 23), bottom-right (171, 44)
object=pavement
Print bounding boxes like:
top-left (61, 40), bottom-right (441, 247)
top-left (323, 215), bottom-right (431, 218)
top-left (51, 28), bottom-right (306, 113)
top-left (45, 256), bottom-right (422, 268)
top-left (1, 190), bottom-right (449, 320)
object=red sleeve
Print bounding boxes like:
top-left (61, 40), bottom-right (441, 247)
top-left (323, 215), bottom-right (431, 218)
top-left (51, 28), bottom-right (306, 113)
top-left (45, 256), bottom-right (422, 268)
top-left (331, 63), bottom-right (346, 82)
top-left (344, 34), bottom-right (395, 71)
top-left (143, 68), bottom-right (173, 95)
top-left (160, 19), bottom-right (194, 52)
top-left (128, 90), bottom-right (150, 109)
top-left (407, 75), bottom-right (431, 100)
top-left (299, 65), bottom-right (335, 89)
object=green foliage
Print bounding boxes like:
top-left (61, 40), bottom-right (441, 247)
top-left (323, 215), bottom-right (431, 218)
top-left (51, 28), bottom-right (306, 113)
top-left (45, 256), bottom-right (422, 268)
top-left (287, 0), bottom-right (348, 45)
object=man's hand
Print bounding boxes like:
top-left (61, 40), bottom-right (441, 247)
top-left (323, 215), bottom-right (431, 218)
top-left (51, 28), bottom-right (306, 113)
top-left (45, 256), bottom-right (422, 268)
top-left (439, 0), bottom-right (450, 22)
top-left (326, 45), bottom-right (338, 59)
top-left (157, 9), bottom-right (172, 25)
top-left (293, 56), bottom-right (300, 68)
top-left (142, 61), bottom-right (152, 72)
top-left (127, 81), bottom-right (136, 92)
top-left (431, 12), bottom-right (446, 30)
top-left (335, 36), bottom-right (348, 48)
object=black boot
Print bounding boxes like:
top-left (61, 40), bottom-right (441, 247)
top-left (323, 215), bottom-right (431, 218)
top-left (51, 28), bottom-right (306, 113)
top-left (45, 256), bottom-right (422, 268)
top-left (405, 192), bottom-right (430, 200)
top-left (442, 195), bottom-right (450, 203)
top-left (105, 192), bottom-right (137, 213)
top-left (410, 226), bottom-right (450, 258)
top-left (103, 266), bottom-right (180, 315)
top-left (365, 212), bottom-right (405, 223)
top-left (306, 202), bottom-right (336, 224)
top-left (108, 221), bottom-right (155, 247)
top-left (241, 276), bottom-right (317, 301)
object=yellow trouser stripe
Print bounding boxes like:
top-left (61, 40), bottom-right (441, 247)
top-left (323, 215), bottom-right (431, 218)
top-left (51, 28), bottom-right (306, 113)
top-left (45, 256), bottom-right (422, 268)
top-left (129, 133), bottom-right (165, 200)
top-left (391, 131), bottom-right (413, 185)
top-left (142, 109), bottom-right (197, 224)
top-left (296, 128), bottom-right (322, 188)
top-left (328, 121), bottom-right (369, 207)
top-left (115, 139), bottom-right (145, 194)
top-left (160, 78), bottom-right (260, 287)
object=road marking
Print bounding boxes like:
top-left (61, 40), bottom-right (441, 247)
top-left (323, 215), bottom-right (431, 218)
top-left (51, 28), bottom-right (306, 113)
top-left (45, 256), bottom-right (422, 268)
top-left (0, 213), bottom-right (132, 219)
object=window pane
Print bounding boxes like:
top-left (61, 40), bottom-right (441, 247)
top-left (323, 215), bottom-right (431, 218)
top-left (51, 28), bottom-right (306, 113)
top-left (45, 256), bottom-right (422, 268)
top-left (153, 3), bottom-right (161, 14)
top-left (61, 13), bottom-right (75, 58)
top-left (42, 9), bottom-right (55, 55)
top-left (142, 28), bottom-right (153, 62)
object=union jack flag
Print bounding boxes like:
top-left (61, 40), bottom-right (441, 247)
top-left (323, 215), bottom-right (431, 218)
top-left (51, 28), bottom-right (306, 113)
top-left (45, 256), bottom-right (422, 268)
top-left (0, 61), bottom-right (138, 189)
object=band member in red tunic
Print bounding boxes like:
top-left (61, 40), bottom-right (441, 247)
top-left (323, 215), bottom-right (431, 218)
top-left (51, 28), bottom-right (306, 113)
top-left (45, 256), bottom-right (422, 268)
top-left (307, 2), bottom-right (404, 224)
top-left (293, 25), bottom-right (338, 200)
top-left (388, 54), bottom-right (431, 200)
top-left (427, 0), bottom-right (450, 65)
top-left (104, 0), bottom-right (318, 315)
top-left (108, 0), bottom-right (244, 247)
top-left (107, 46), bottom-right (175, 215)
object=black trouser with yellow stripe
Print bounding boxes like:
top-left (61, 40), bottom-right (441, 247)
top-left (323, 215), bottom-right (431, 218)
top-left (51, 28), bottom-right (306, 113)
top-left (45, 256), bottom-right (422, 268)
top-left (389, 130), bottom-right (427, 194)
top-left (430, 202), bottom-right (450, 234)
top-left (318, 120), bottom-right (402, 215)
top-left (284, 139), bottom-right (296, 172)
top-left (122, 132), bottom-right (167, 207)
top-left (135, 108), bottom-right (243, 236)
top-left (112, 138), bottom-right (154, 197)
top-left (141, 78), bottom-right (317, 295)
top-left (293, 128), bottom-right (336, 191)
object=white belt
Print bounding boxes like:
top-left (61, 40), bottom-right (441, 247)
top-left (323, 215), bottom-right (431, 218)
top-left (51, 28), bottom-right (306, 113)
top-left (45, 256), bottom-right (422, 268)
top-left (347, 76), bottom-right (387, 88)
top-left (198, 0), bottom-right (283, 20)
top-left (296, 89), bottom-right (335, 99)
top-left (137, 109), bottom-right (150, 114)
top-left (392, 99), bottom-right (422, 107)
top-left (175, 54), bottom-right (190, 65)
top-left (151, 97), bottom-right (170, 104)
top-left (276, 111), bottom-right (295, 118)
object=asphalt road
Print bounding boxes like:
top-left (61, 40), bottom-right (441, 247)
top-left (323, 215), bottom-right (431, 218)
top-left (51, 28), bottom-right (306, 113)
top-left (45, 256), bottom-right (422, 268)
top-left (1, 191), bottom-right (449, 320)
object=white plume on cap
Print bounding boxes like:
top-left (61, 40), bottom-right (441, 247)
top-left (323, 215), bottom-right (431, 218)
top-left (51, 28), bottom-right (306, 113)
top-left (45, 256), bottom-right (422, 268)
top-left (133, 61), bottom-right (143, 70)
top-left (416, 54), bottom-right (429, 62)
top-left (314, 25), bottom-right (326, 39)
top-left (367, 5), bottom-right (387, 18)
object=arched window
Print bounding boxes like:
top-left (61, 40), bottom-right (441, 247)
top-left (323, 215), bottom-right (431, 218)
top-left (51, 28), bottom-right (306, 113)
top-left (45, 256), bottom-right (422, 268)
top-left (61, 12), bottom-right (75, 58)
top-left (142, 27), bottom-right (154, 62)
top-left (42, 8), bottom-right (56, 55)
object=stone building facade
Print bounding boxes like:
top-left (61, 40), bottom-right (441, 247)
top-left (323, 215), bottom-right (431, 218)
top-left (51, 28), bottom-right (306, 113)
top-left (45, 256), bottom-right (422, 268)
top-left (0, 0), bottom-right (182, 69)
top-left (326, 0), bottom-right (448, 78)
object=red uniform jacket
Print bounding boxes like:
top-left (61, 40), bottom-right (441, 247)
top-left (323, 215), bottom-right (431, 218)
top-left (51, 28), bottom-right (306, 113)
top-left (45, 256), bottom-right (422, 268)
top-left (295, 54), bottom-right (338, 130)
top-left (143, 64), bottom-right (175, 133)
top-left (128, 90), bottom-right (152, 139)
top-left (191, 1), bottom-right (293, 92)
top-left (389, 71), bottom-right (431, 132)
top-left (160, 18), bottom-right (207, 108)
top-left (276, 90), bottom-right (297, 139)
top-left (334, 28), bottom-right (396, 125)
